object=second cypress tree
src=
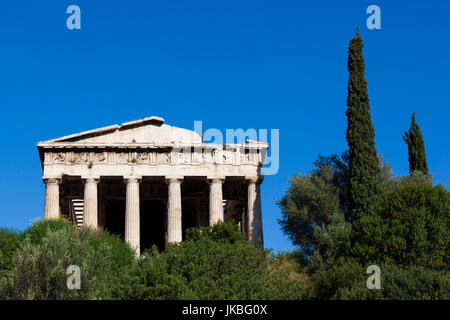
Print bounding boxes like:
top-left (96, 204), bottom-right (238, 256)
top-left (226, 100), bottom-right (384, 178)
top-left (403, 112), bottom-right (428, 175)
top-left (345, 32), bottom-right (380, 221)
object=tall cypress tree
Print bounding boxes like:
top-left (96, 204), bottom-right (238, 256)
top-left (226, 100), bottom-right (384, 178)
top-left (345, 31), bottom-right (380, 221)
top-left (403, 112), bottom-right (428, 175)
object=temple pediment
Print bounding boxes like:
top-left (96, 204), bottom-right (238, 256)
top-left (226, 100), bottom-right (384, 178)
top-left (38, 116), bottom-right (202, 146)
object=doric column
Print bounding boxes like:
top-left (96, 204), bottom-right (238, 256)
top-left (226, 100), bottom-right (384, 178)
top-left (82, 178), bottom-right (99, 229)
top-left (246, 177), bottom-right (264, 248)
top-left (43, 177), bottom-right (61, 220)
top-left (208, 177), bottom-right (224, 225)
top-left (124, 177), bottom-right (141, 255)
top-left (166, 176), bottom-right (183, 245)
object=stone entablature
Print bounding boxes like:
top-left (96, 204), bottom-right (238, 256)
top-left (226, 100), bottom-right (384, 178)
top-left (40, 145), bottom-right (265, 167)
top-left (39, 144), bottom-right (266, 180)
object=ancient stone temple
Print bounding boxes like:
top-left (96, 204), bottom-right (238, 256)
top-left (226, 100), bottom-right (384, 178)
top-left (37, 116), bottom-right (267, 254)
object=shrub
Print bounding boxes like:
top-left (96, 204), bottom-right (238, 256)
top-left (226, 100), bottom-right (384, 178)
top-left (352, 184), bottom-right (449, 270)
top-left (184, 221), bottom-right (247, 244)
top-left (308, 211), bottom-right (352, 272)
top-left (108, 222), bottom-right (305, 300)
top-left (0, 227), bottom-right (23, 273)
top-left (89, 229), bottom-right (135, 275)
top-left (381, 170), bottom-right (433, 192)
top-left (308, 259), bottom-right (450, 300)
top-left (23, 218), bottom-right (74, 245)
top-left (307, 258), bottom-right (364, 300)
top-left (107, 246), bottom-right (195, 300)
top-left (0, 219), bottom-right (135, 300)
top-left (1, 228), bottom-right (109, 299)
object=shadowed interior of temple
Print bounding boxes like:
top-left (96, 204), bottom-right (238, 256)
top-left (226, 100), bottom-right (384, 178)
top-left (59, 175), bottom-right (257, 253)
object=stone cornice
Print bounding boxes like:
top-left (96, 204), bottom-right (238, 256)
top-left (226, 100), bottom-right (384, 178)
top-left (37, 142), bottom-right (269, 150)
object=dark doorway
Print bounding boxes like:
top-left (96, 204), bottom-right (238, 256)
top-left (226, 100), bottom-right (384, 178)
top-left (141, 200), bottom-right (165, 252)
top-left (182, 199), bottom-right (198, 241)
top-left (104, 199), bottom-right (125, 240)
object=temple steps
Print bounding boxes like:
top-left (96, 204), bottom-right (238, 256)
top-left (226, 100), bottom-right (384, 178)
top-left (70, 199), bottom-right (84, 227)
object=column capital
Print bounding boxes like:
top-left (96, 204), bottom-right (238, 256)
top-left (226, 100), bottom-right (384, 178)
top-left (124, 176), bottom-right (142, 184)
top-left (207, 176), bottom-right (225, 184)
top-left (245, 176), bottom-right (263, 184)
top-left (43, 177), bottom-right (62, 184)
top-left (165, 176), bottom-right (184, 184)
top-left (82, 177), bottom-right (100, 184)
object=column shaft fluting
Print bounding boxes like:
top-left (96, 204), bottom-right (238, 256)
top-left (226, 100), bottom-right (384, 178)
top-left (247, 179), bottom-right (263, 248)
top-left (125, 178), bottom-right (141, 255)
top-left (83, 178), bottom-right (99, 229)
top-left (44, 178), bottom-right (61, 220)
top-left (166, 178), bottom-right (183, 244)
top-left (209, 178), bottom-right (224, 225)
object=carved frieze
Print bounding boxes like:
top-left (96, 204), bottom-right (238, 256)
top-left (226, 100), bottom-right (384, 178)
top-left (95, 152), bottom-right (107, 163)
top-left (202, 149), bottom-right (213, 164)
top-left (115, 152), bottom-right (129, 164)
top-left (73, 152), bottom-right (89, 164)
top-left (155, 152), bottom-right (170, 164)
top-left (222, 150), bottom-right (234, 165)
top-left (45, 147), bottom-right (262, 167)
top-left (137, 152), bottom-right (149, 164)
top-left (54, 152), bottom-right (66, 163)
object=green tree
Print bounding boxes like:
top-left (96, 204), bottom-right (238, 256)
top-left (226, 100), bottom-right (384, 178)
top-left (307, 211), bottom-right (352, 272)
top-left (345, 31), bottom-right (380, 221)
top-left (403, 112), bottom-right (429, 175)
top-left (352, 184), bottom-right (449, 270)
top-left (277, 152), bottom-right (391, 269)
top-left (277, 170), bottom-right (341, 256)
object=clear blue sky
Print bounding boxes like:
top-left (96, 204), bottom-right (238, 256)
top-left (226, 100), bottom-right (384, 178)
top-left (0, 1), bottom-right (448, 252)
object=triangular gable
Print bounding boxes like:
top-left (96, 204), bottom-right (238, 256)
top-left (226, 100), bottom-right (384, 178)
top-left (38, 116), bottom-right (202, 145)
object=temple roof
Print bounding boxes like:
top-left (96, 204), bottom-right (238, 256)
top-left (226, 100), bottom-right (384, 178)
top-left (37, 116), bottom-right (203, 146)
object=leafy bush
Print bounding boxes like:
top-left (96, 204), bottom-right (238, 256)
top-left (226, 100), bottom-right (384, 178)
top-left (22, 218), bottom-right (74, 246)
top-left (352, 184), bottom-right (449, 270)
top-left (89, 230), bottom-right (136, 277)
top-left (381, 170), bottom-right (433, 192)
top-left (308, 212), bottom-right (352, 272)
top-left (0, 219), bottom-right (135, 300)
top-left (337, 264), bottom-right (450, 300)
top-left (108, 222), bottom-right (305, 300)
top-left (308, 259), bottom-right (450, 300)
top-left (307, 258), bottom-right (364, 300)
top-left (0, 227), bottom-right (23, 273)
